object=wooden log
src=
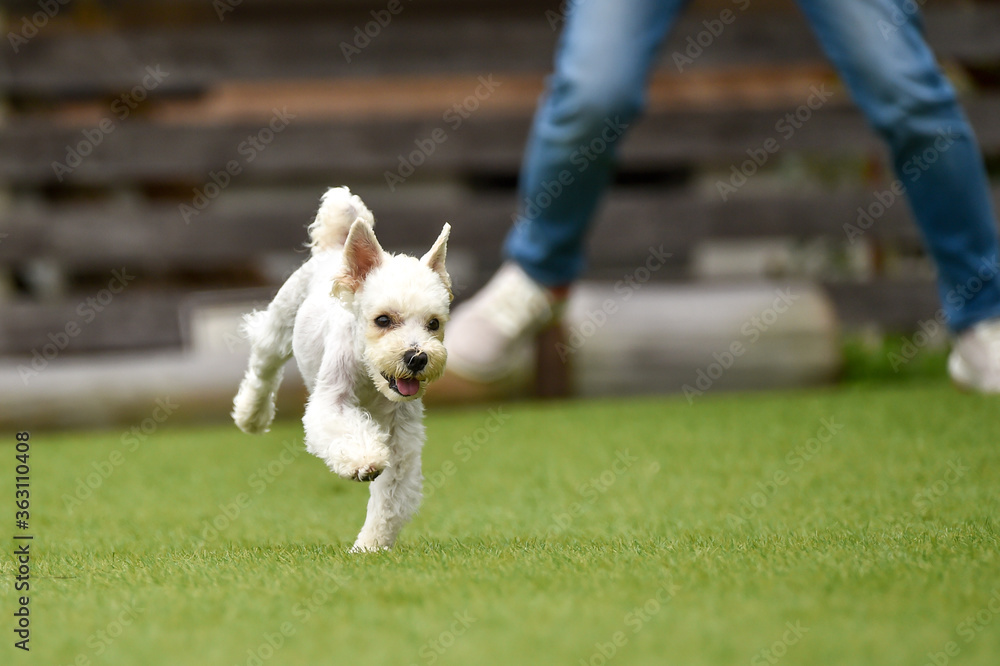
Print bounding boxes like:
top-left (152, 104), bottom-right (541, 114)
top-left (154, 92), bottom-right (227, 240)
top-left (562, 281), bottom-right (841, 397)
top-left (0, 278), bottom-right (944, 428)
top-left (432, 280), bottom-right (843, 402)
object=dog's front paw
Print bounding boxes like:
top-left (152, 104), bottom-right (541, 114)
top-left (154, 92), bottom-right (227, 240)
top-left (330, 446), bottom-right (390, 482)
top-left (349, 541), bottom-right (390, 553)
top-left (350, 533), bottom-right (392, 552)
top-left (320, 428), bottom-right (391, 483)
top-left (352, 463), bottom-right (384, 482)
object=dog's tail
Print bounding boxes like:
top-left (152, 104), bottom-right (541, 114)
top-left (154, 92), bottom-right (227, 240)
top-left (307, 186), bottom-right (375, 253)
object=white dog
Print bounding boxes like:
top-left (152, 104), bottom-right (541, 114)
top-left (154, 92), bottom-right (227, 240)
top-left (232, 187), bottom-right (452, 551)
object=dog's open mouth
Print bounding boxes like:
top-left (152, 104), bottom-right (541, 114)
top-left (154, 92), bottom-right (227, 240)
top-left (382, 373), bottom-right (421, 397)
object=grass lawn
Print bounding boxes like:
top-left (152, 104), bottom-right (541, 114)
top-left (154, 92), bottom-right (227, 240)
top-left (3, 379), bottom-right (999, 665)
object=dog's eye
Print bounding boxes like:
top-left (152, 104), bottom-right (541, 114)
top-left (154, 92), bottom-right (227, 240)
top-left (374, 315), bottom-right (392, 328)
top-left (427, 318), bottom-right (440, 331)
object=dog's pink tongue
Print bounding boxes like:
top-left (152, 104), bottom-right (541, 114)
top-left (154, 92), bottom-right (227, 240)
top-left (396, 377), bottom-right (420, 396)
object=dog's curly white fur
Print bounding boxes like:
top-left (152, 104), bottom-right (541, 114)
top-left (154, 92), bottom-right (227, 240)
top-left (232, 186), bottom-right (451, 552)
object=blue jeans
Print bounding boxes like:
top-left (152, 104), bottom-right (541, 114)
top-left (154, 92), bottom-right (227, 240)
top-left (504, 0), bottom-right (1000, 332)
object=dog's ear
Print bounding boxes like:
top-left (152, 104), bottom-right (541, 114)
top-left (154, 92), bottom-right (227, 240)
top-left (421, 223), bottom-right (452, 301)
top-left (332, 219), bottom-right (384, 299)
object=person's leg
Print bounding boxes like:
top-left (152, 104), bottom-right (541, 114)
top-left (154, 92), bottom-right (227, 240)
top-left (445, 0), bottom-right (688, 382)
top-left (796, 0), bottom-right (1000, 333)
top-left (504, 0), bottom-right (691, 287)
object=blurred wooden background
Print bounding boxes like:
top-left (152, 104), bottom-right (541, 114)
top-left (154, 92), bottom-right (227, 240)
top-left (1, 0), bottom-right (999, 358)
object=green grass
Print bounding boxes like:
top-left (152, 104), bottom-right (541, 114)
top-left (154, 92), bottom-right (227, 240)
top-left (3, 380), bottom-right (999, 665)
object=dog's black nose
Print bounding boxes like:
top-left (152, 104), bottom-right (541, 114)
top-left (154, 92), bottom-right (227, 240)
top-left (403, 350), bottom-right (428, 373)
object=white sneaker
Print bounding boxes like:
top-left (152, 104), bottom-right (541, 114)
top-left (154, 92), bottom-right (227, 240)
top-left (445, 263), bottom-right (563, 382)
top-left (949, 318), bottom-right (1000, 393)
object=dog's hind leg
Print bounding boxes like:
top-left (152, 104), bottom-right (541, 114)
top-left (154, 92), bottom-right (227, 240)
top-left (232, 264), bottom-right (312, 434)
